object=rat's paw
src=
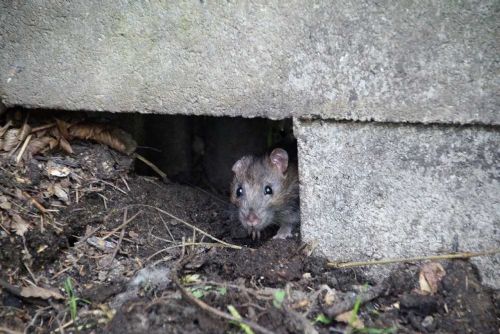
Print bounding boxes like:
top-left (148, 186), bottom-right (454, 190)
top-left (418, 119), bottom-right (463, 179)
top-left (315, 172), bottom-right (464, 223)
top-left (272, 232), bottom-right (292, 240)
top-left (273, 224), bottom-right (294, 239)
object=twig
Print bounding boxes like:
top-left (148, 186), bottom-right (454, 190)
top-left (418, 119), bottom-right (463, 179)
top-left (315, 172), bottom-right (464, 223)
top-left (159, 214), bottom-right (175, 242)
top-left (0, 326), bottom-right (23, 334)
top-left (90, 179), bottom-right (127, 195)
top-left (106, 228), bottom-right (126, 277)
top-left (52, 319), bottom-right (72, 333)
top-left (147, 242), bottom-right (239, 262)
top-left (102, 210), bottom-right (141, 240)
top-left (201, 281), bottom-right (275, 299)
top-left (149, 234), bottom-right (175, 244)
top-left (23, 261), bottom-right (39, 285)
top-left (110, 204), bottom-right (241, 250)
top-left (51, 267), bottom-right (72, 280)
top-left (21, 191), bottom-right (47, 213)
top-left (7, 114), bottom-right (29, 159)
top-left (31, 123), bottom-right (56, 133)
top-left (134, 153), bottom-right (168, 181)
top-left (0, 120), bottom-right (12, 137)
top-left (0, 220), bottom-right (11, 235)
top-left (327, 249), bottom-right (500, 269)
top-left (15, 134), bottom-right (32, 164)
top-left (120, 176), bottom-right (130, 191)
top-left (75, 226), bottom-right (101, 245)
top-left (24, 306), bottom-right (52, 334)
top-left (172, 260), bottom-right (275, 334)
top-left (323, 284), bottom-right (386, 318)
top-left (97, 193), bottom-right (108, 210)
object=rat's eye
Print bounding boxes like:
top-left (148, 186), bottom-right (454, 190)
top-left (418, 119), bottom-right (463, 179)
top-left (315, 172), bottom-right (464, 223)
top-left (236, 186), bottom-right (243, 197)
top-left (264, 185), bottom-right (273, 195)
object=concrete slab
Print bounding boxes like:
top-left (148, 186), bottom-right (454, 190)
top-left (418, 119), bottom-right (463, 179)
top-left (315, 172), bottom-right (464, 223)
top-left (295, 119), bottom-right (500, 289)
top-left (1, 1), bottom-right (498, 124)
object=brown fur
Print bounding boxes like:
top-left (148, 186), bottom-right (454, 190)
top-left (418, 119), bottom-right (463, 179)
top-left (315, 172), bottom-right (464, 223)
top-left (230, 149), bottom-right (299, 238)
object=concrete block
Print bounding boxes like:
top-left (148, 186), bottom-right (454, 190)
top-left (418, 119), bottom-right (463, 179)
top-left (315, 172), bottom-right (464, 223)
top-left (1, 1), bottom-right (498, 124)
top-left (295, 119), bottom-right (500, 289)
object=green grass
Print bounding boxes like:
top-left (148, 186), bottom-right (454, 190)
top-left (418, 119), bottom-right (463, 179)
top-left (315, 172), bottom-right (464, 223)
top-left (227, 305), bottom-right (254, 334)
top-left (63, 277), bottom-right (90, 322)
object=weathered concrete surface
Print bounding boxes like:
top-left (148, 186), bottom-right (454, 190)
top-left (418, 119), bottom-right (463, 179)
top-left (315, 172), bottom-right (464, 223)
top-left (0, 1), bottom-right (498, 124)
top-left (295, 120), bottom-right (500, 289)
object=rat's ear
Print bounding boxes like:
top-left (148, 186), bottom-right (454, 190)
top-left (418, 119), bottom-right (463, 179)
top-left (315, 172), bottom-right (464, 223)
top-left (270, 148), bottom-right (289, 174)
top-left (232, 156), bottom-right (251, 175)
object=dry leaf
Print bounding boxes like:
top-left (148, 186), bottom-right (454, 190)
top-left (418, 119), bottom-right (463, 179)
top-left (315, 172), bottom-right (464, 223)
top-left (14, 188), bottom-right (24, 200)
top-left (55, 119), bottom-right (71, 139)
top-left (37, 245), bottom-right (49, 253)
top-left (324, 289), bottom-right (337, 305)
top-left (53, 184), bottom-right (69, 203)
top-left (3, 128), bottom-right (19, 151)
top-left (291, 299), bottom-right (309, 309)
top-left (20, 285), bottom-right (64, 300)
top-left (15, 175), bottom-right (30, 184)
top-left (48, 136), bottom-right (58, 149)
top-left (0, 120), bottom-right (12, 137)
top-left (47, 164), bottom-right (71, 178)
top-left (59, 137), bottom-right (73, 154)
top-left (87, 236), bottom-right (116, 251)
top-left (419, 262), bottom-right (446, 295)
top-left (11, 214), bottom-right (30, 236)
top-left (335, 310), bottom-right (364, 329)
top-left (0, 201), bottom-right (12, 210)
top-left (69, 123), bottom-right (137, 155)
top-left (27, 136), bottom-right (56, 155)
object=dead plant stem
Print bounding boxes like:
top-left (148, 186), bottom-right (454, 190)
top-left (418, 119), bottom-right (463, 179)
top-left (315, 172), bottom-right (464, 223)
top-left (102, 210), bottom-right (141, 240)
top-left (121, 204), bottom-right (241, 250)
top-left (327, 249), bottom-right (500, 269)
top-left (134, 153), bottom-right (168, 180)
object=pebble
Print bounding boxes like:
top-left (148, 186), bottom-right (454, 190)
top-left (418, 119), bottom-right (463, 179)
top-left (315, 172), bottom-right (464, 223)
top-left (422, 315), bottom-right (434, 328)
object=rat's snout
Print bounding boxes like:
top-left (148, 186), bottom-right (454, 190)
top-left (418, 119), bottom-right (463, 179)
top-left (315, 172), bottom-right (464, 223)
top-left (245, 210), bottom-right (261, 226)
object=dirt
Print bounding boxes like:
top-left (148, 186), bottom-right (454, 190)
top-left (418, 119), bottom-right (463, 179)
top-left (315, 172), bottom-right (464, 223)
top-left (0, 137), bottom-right (499, 333)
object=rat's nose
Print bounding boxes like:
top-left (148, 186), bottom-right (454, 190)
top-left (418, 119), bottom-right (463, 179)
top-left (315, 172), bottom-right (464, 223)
top-left (246, 211), bottom-right (260, 226)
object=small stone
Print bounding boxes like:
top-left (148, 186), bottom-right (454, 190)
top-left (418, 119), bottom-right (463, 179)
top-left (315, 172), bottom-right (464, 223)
top-left (422, 315), bottom-right (434, 328)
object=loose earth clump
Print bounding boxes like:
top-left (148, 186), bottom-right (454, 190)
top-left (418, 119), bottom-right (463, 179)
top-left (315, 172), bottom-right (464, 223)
top-left (0, 115), bottom-right (498, 334)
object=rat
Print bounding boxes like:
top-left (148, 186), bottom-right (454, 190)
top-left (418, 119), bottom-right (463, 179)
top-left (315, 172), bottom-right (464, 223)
top-left (230, 148), bottom-right (299, 240)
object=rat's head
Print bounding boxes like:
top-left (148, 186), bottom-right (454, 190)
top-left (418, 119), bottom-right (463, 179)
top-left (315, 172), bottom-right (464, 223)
top-left (230, 148), bottom-right (290, 234)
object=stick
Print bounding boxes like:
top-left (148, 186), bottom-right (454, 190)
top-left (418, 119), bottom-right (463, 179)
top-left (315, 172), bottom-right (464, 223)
top-left (172, 261), bottom-right (274, 334)
top-left (134, 153), bottom-right (168, 181)
top-left (146, 242), bottom-right (241, 262)
top-left (0, 326), bottom-right (23, 334)
top-left (105, 209), bottom-right (128, 276)
top-left (112, 204), bottom-right (241, 250)
top-left (102, 210), bottom-right (141, 240)
top-left (30, 123), bottom-right (56, 133)
top-left (15, 134), bottom-right (32, 164)
top-left (91, 179), bottom-right (127, 195)
top-left (22, 191), bottom-right (47, 213)
top-left (327, 249), bottom-right (500, 269)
